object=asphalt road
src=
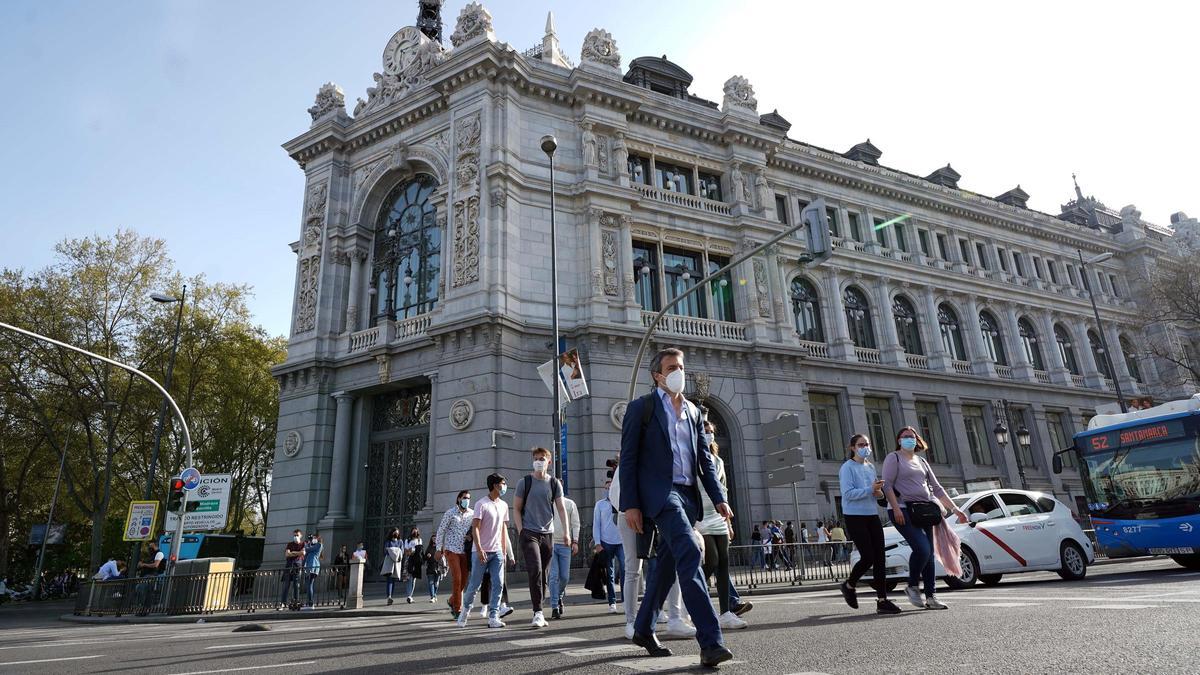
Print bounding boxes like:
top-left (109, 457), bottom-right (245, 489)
top-left (3, 558), bottom-right (1198, 674)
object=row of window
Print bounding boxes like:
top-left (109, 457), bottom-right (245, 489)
top-left (627, 155), bottom-right (723, 201)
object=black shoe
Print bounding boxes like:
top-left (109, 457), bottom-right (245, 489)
top-left (700, 645), bottom-right (734, 667)
top-left (557, 601), bottom-right (564, 616)
top-left (840, 582), bottom-right (859, 609)
top-left (551, 606), bottom-right (561, 620)
top-left (876, 599), bottom-right (902, 615)
top-left (732, 601), bottom-right (753, 617)
top-left (632, 633), bottom-right (672, 657)
top-left (387, 597), bottom-right (393, 606)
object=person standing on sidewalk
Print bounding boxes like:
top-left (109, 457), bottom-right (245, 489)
top-left (278, 530), bottom-right (305, 610)
top-left (619, 347), bottom-right (733, 667)
top-left (302, 533), bottom-right (323, 610)
top-left (424, 536), bottom-right (444, 603)
top-left (750, 525), bottom-right (764, 569)
top-left (696, 420), bottom-right (746, 630)
top-left (549, 489), bottom-right (580, 619)
top-left (592, 476), bottom-right (624, 614)
top-left (784, 522), bottom-right (797, 567)
top-left (381, 528), bottom-right (404, 606)
top-left (458, 473), bottom-right (513, 629)
top-left (513, 448), bottom-right (572, 629)
top-left (401, 527), bottom-right (423, 603)
top-left (838, 433), bottom-right (902, 615)
top-left (436, 490), bottom-right (474, 619)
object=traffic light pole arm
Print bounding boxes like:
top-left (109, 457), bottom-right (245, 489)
top-left (626, 220), bottom-right (808, 402)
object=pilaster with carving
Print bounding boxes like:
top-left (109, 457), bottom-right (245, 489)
top-left (294, 181), bottom-right (329, 335)
top-left (452, 111), bottom-right (482, 288)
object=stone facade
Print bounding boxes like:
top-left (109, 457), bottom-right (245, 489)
top-left (268, 7), bottom-right (1193, 558)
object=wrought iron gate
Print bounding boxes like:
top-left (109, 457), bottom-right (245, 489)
top-left (364, 386), bottom-right (430, 565)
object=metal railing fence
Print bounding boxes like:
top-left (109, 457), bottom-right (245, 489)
top-left (728, 542), bottom-right (855, 591)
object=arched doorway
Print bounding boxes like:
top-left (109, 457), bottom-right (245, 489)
top-left (702, 405), bottom-right (745, 541)
top-left (363, 385), bottom-right (431, 564)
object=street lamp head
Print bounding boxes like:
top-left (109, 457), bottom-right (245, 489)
top-left (151, 293), bottom-right (179, 304)
top-left (993, 421), bottom-right (1009, 447)
top-left (1016, 424), bottom-right (1032, 448)
top-left (1086, 252), bottom-right (1114, 265)
top-left (540, 135), bottom-right (558, 156)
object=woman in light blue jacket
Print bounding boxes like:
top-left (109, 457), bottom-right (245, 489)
top-left (837, 433), bottom-right (901, 615)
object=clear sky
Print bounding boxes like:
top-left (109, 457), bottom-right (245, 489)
top-left (2, 1), bottom-right (1195, 338)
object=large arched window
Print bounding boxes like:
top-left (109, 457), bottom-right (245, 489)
top-left (843, 286), bottom-right (876, 349)
top-left (893, 296), bottom-right (922, 355)
top-left (1120, 335), bottom-right (1142, 383)
top-left (938, 303), bottom-right (967, 361)
top-left (979, 311), bottom-right (1008, 366)
top-left (1055, 324), bottom-right (1080, 375)
top-left (1018, 318), bottom-right (1045, 370)
top-left (790, 278), bottom-right (824, 343)
top-left (371, 175), bottom-right (441, 323)
top-left (1089, 329), bottom-right (1113, 379)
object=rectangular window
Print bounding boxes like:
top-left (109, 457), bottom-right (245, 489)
top-left (1046, 411), bottom-right (1075, 469)
top-left (1047, 260), bottom-right (1060, 285)
top-left (918, 229), bottom-right (932, 257)
top-left (1032, 256), bottom-right (1044, 280)
top-left (894, 222), bottom-right (909, 252)
top-left (809, 393), bottom-right (844, 462)
top-left (1013, 407), bottom-right (1037, 470)
top-left (847, 212), bottom-right (862, 242)
top-left (707, 256), bottom-right (735, 322)
top-left (963, 405), bottom-right (993, 465)
top-left (654, 160), bottom-right (692, 195)
top-left (826, 206), bottom-right (841, 238)
top-left (958, 239), bottom-right (972, 265)
top-left (916, 401), bottom-right (949, 464)
top-left (936, 233), bottom-right (950, 260)
top-left (1066, 264), bottom-right (1078, 287)
top-left (698, 172), bottom-right (722, 201)
top-left (864, 397), bottom-right (896, 452)
top-left (975, 242), bottom-right (990, 270)
top-left (872, 217), bottom-right (888, 247)
top-left (997, 247), bottom-right (1009, 272)
top-left (775, 195), bottom-right (788, 224)
top-left (1012, 252), bottom-right (1026, 277)
top-left (662, 248), bottom-right (704, 318)
top-left (1109, 274), bottom-right (1121, 297)
top-left (627, 155), bottom-right (651, 185)
top-left (632, 241), bottom-right (659, 311)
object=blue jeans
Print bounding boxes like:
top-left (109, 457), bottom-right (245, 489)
top-left (305, 571), bottom-right (318, 606)
top-left (890, 507), bottom-right (936, 596)
top-left (461, 552), bottom-right (504, 619)
top-left (600, 542), bottom-right (624, 604)
top-left (403, 577), bottom-right (416, 598)
top-left (547, 543), bottom-right (572, 610)
top-left (385, 576), bottom-right (398, 598)
top-left (279, 567), bottom-right (301, 605)
top-left (427, 572), bottom-right (440, 599)
top-left (750, 546), bottom-right (764, 569)
top-left (633, 487), bottom-right (724, 650)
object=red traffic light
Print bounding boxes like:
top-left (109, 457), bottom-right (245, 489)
top-left (170, 478), bottom-right (185, 491)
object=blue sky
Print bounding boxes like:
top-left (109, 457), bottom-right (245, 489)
top-left (1, 1), bottom-right (1195, 338)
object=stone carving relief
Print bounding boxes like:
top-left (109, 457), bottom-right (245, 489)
top-left (450, 2), bottom-right (494, 47)
top-left (283, 430), bottom-right (303, 458)
top-left (611, 133), bottom-right (628, 177)
top-left (596, 134), bottom-right (610, 175)
top-left (722, 75), bottom-right (758, 114)
top-left (308, 82), bottom-right (346, 123)
top-left (580, 28), bottom-right (621, 69)
top-left (303, 182), bottom-right (328, 246)
top-left (730, 162), bottom-right (748, 204)
top-left (376, 354), bottom-right (392, 384)
top-left (294, 254), bottom-right (320, 334)
top-left (601, 229), bottom-right (619, 296)
top-left (753, 258), bottom-right (771, 317)
top-left (610, 401), bottom-right (628, 430)
top-left (354, 159), bottom-right (383, 192)
top-left (581, 122), bottom-right (598, 167)
top-left (692, 372), bottom-right (711, 401)
top-left (294, 180), bottom-right (327, 335)
top-left (449, 399), bottom-right (475, 431)
top-left (754, 167), bottom-right (770, 213)
top-left (354, 26), bottom-right (446, 117)
top-left (452, 111), bottom-right (483, 287)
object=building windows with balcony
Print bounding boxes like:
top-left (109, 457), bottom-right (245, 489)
top-left (1018, 318), bottom-right (1045, 370)
top-left (975, 242), bottom-right (991, 270)
top-left (633, 241), bottom-right (660, 311)
top-left (844, 286), bottom-right (876, 349)
top-left (939, 303), bottom-right (968, 361)
top-left (980, 311), bottom-right (1008, 365)
top-left (1055, 324), bottom-right (1080, 375)
top-left (936, 233), bottom-right (950, 260)
top-left (997, 247), bottom-right (1009, 272)
top-left (707, 256), bottom-right (735, 322)
top-left (627, 154), bottom-right (650, 185)
top-left (370, 174), bottom-right (442, 324)
top-left (633, 240), bottom-right (735, 323)
top-left (1012, 252), bottom-right (1026, 277)
top-left (894, 221), bottom-right (910, 253)
top-left (790, 277), bottom-right (824, 343)
top-left (809, 393), bottom-right (844, 461)
top-left (775, 195), bottom-right (788, 224)
top-left (893, 295), bottom-right (922, 355)
top-left (918, 229), bottom-right (932, 257)
top-left (655, 160), bottom-right (692, 194)
top-left (662, 248), bottom-right (704, 317)
top-left (698, 172), bottom-right (722, 201)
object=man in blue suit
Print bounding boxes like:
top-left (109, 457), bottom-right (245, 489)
top-left (618, 347), bottom-right (733, 668)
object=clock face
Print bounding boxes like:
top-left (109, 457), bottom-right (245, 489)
top-left (382, 27), bottom-right (426, 75)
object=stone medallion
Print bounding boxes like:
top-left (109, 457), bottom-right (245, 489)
top-left (283, 430), bottom-right (303, 458)
top-left (449, 398), bottom-right (475, 430)
top-left (610, 401), bottom-right (628, 430)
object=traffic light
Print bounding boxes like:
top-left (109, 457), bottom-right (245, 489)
top-left (799, 198), bottom-right (832, 266)
top-left (167, 477), bottom-right (186, 513)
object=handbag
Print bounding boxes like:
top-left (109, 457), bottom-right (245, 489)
top-left (906, 500), bottom-right (944, 527)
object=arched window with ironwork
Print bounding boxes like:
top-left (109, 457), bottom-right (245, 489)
top-left (938, 303), bottom-right (967, 361)
top-left (979, 310), bottom-right (1007, 365)
top-left (1089, 329), bottom-right (1113, 379)
top-left (370, 175), bottom-right (441, 323)
top-left (1055, 324), bottom-right (1079, 375)
top-left (1018, 317), bottom-right (1045, 370)
top-left (843, 286), bottom-right (875, 349)
top-left (1120, 335), bottom-right (1142, 383)
top-left (892, 295), bottom-right (922, 355)
top-left (790, 277), bottom-right (824, 343)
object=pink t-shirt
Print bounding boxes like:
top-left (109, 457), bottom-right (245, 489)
top-left (472, 495), bottom-right (510, 554)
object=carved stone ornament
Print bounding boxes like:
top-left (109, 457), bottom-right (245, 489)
top-left (307, 82), bottom-right (345, 124)
top-left (730, 162), bottom-right (747, 204)
top-left (753, 258), bottom-right (771, 317)
top-left (596, 135), bottom-right (610, 175)
top-left (303, 182), bottom-right (328, 247)
top-left (283, 430), bottom-right (303, 458)
top-left (450, 2), bottom-right (494, 47)
top-left (721, 75), bottom-right (758, 114)
top-left (612, 133), bottom-right (629, 176)
top-left (692, 372), bottom-right (711, 401)
top-left (581, 122), bottom-right (598, 168)
top-left (293, 254), bottom-right (320, 334)
top-left (376, 354), bottom-right (391, 384)
top-left (354, 26), bottom-right (446, 117)
top-left (610, 401), bottom-right (628, 430)
top-left (449, 398), bottom-right (475, 430)
top-left (754, 167), bottom-right (771, 213)
top-left (580, 28), bottom-right (621, 69)
top-left (452, 111), bottom-right (483, 287)
top-left (602, 229), bottom-right (619, 296)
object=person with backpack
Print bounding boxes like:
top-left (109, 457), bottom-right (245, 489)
top-left (423, 536), bottom-right (444, 603)
top-left (513, 447), bottom-right (572, 629)
top-left (592, 475), bottom-right (624, 613)
top-left (401, 527), bottom-right (423, 603)
top-left (882, 426), bottom-right (968, 611)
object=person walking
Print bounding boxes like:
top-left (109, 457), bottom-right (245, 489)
top-left (750, 525), bottom-right (764, 569)
top-left (829, 522), bottom-right (847, 562)
top-left (592, 475), bottom-right (624, 614)
top-left (381, 528), bottom-right (404, 606)
top-left (784, 522), bottom-right (797, 567)
top-left (436, 490), bottom-right (474, 618)
top-left (401, 527), bottom-right (423, 603)
top-left (761, 522), bottom-right (774, 570)
top-left (278, 530), bottom-right (305, 610)
top-left (457, 473), bottom-right (513, 629)
top-left (619, 347), bottom-right (733, 667)
top-left (838, 433), bottom-right (902, 614)
top-left (697, 420), bottom-right (746, 630)
top-left (883, 426), bottom-right (968, 611)
top-left (424, 537), bottom-right (444, 603)
top-left (333, 545), bottom-right (350, 591)
top-left (548, 488), bottom-right (580, 619)
top-left (302, 533), bottom-right (323, 610)
top-left (513, 447), bottom-right (572, 629)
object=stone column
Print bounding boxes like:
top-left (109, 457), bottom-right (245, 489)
top-left (825, 268), bottom-right (854, 359)
top-left (1104, 324), bottom-right (1138, 395)
top-left (324, 391), bottom-right (355, 520)
top-left (345, 250), bottom-right (365, 333)
top-left (963, 295), bottom-right (995, 377)
top-left (1074, 321), bottom-right (1106, 389)
top-left (1038, 312), bottom-right (1071, 385)
top-left (620, 216), bottom-right (640, 323)
top-left (1001, 303), bottom-right (1035, 381)
top-left (875, 279), bottom-right (904, 365)
top-left (922, 285), bottom-right (951, 372)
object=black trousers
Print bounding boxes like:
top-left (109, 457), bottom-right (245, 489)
top-left (845, 514), bottom-right (888, 599)
top-left (701, 534), bottom-right (731, 614)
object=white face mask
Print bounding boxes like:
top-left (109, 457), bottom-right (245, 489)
top-left (532, 459), bottom-right (548, 473)
top-left (293, 535), bottom-right (302, 543)
top-left (663, 369), bottom-right (685, 395)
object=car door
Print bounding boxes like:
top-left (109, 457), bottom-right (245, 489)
top-left (998, 492), bottom-right (1056, 567)
top-left (964, 494), bottom-right (1025, 573)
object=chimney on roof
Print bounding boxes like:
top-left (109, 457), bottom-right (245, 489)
top-left (995, 185), bottom-right (1030, 209)
top-left (926, 164), bottom-right (961, 189)
top-left (843, 139), bottom-right (882, 166)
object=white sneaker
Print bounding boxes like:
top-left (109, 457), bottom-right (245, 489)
top-left (499, 603), bottom-right (514, 618)
top-left (624, 622), bottom-right (635, 640)
top-left (924, 596), bottom-right (949, 610)
top-left (719, 611), bottom-right (748, 629)
top-left (429, 597), bottom-right (436, 603)
top-left (531, 611), bottom-right (548, 628)
top-left (478, 605), bottom-right (489, 618)
top-left (656, 613), bottom-right (668, 624)
top-left (608, 603), bottom-right (619, 614)
top-left (456, 606), bottom-right (471, 627)
top-left (487, 617), bottom-right (506, 628)
top-left (904, 585), bottom-right (923, 608)
top-left (663, 619), bottom-right (696, 639)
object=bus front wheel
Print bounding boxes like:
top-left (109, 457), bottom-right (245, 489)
top-left (1171, 554), bottom-right (1200, 570)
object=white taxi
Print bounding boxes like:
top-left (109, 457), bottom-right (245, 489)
top-left (850, 489), bottom-right (1095, 589)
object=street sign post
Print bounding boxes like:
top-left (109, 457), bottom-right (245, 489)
top-left (180, 466), bottom-right (202, 491)
top-left (164, 473), bottom-right (232, 532)
top-left (122, 501), bottom-right (160, 542)
top-left (763, 413), bottom-right (807, 577)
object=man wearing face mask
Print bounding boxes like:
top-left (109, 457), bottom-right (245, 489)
top-left (457, 473), bottom-right (513, 629)
top-left (619, 347), bottom-right (734, 668)
top-left (592, 475), bottom-right (624, 613)
top-left (513, 447), bottom-right (572, 629)
top-left (278, 529), bottom-right (306, 610)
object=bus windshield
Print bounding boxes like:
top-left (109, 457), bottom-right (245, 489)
top-left (1081, 435), bottom-right (1200, 519)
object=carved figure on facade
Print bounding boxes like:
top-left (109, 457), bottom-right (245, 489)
top-left (753, 258), bottom-right (771, 317)
top-left (730, 162), bottom-right (747, 204)
top-left (580, 28), bottom-right (621, 70)
top-left (611, 133), bottom-right (628, 178)
top-left (754, 167), bottom-right (771, 213)
top-left (596, 135), bottom-right (610, 175)
top-left (303, 182), bottom-right (328, 247)
top-left (581, 122), bottom-right (598, 168)
top-left (283, 430), bottom-right (303, 458)
top-left (450, 2), bottom-right (494, 47)
top-left (449, 399), bottom-right (475, 430)
top-left (610, 401), bottom-right (628, 430)
top-left (722, 75), bottom-right (758, 114)
top-left (354, 160), bottom-right (383, 192)
top-left (623, 273), bottom-right (636, 303)
top-left (376, 354), bottom-right (392, 384)
top-left (602, 229), bottom-right (619, 296)
top-left (355, 26), bottom-right (446, 117)
top-left (308, 82), bottom-right (346, 123)
top-left (692, 372), bottom-right (711, 401)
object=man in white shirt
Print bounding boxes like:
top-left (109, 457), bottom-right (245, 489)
top-left (549, 493), bottom-right (580, 619)
top-left (592, 477), bottom-right (624, 613)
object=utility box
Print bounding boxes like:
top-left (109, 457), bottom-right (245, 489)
top-left (166, 557), bottom-right (236, 613)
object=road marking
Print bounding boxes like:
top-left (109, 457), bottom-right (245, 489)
top-left (972, 602), bottom-right (1040, 607)
top-left (204, 639), bottom-right (321, 650)
top-left (561, 644), bottom-right (643, 657)
top-left (508, 636), bottom-right (586, 647)
top-left (177, 662), bottom-right (316, 675)
top-left (614, 656), bottom-right (746, 671)
top-left (0, 655), bottom-right (103, 666)
top-left (1078, 604), bottom-right (1159, 610)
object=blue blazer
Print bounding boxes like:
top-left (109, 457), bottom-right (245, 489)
top-left (618, 390), bottom-right (727, 522)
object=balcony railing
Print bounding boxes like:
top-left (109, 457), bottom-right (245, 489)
top-left (349, 326), bottom-right (380, 353)
top-left (854, 347), bottom-right (882, 364)
top-left (641, 311), bottom-right (747, 342)
top-left (348, 314), bottom-right (432, 354)
top-left (1034, 370), bottom-right (1052, 384)
top-left (951, 360), bottom-right (973, 375)
top-left (632, 183), bottom-right (732, 216)
top-left (799, 340), bottom-right (830, 359)
top-left (1071, 374), bottom-right (1087, 387)
top-left (905, 353), bottom-right (929, 370)
top-left (995, 364), bottom-right (1015, 379)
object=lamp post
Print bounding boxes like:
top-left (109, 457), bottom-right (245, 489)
top-left (992, 399), bottom-right (1029, 490)
top-left (1078, 250), bottom-right (1127, 413)
top-left (541, 134), bottom-right (563, 485)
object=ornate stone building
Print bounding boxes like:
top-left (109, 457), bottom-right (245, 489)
top-left (269, 4), bottom-right (1195, 557)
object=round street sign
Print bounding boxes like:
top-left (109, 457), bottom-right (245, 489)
top-left (180, 467), bottom-right (202, 491)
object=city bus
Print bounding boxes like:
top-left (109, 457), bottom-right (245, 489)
top-left (1054, 395), bottom-right (1200, 569)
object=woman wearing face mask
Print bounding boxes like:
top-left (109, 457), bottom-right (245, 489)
top-left (403, 527), bottom-right (424, 603)
top-left (436, 490), bottom-right (475, 619)
top-left (381, 528), bottom-right (404, 605)
top-left (882, 427), bottom-right (968, 610)
top-left (838, 434), bottom-right (901, 614)
top-left (696, 421), bottom-right (747, 630)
